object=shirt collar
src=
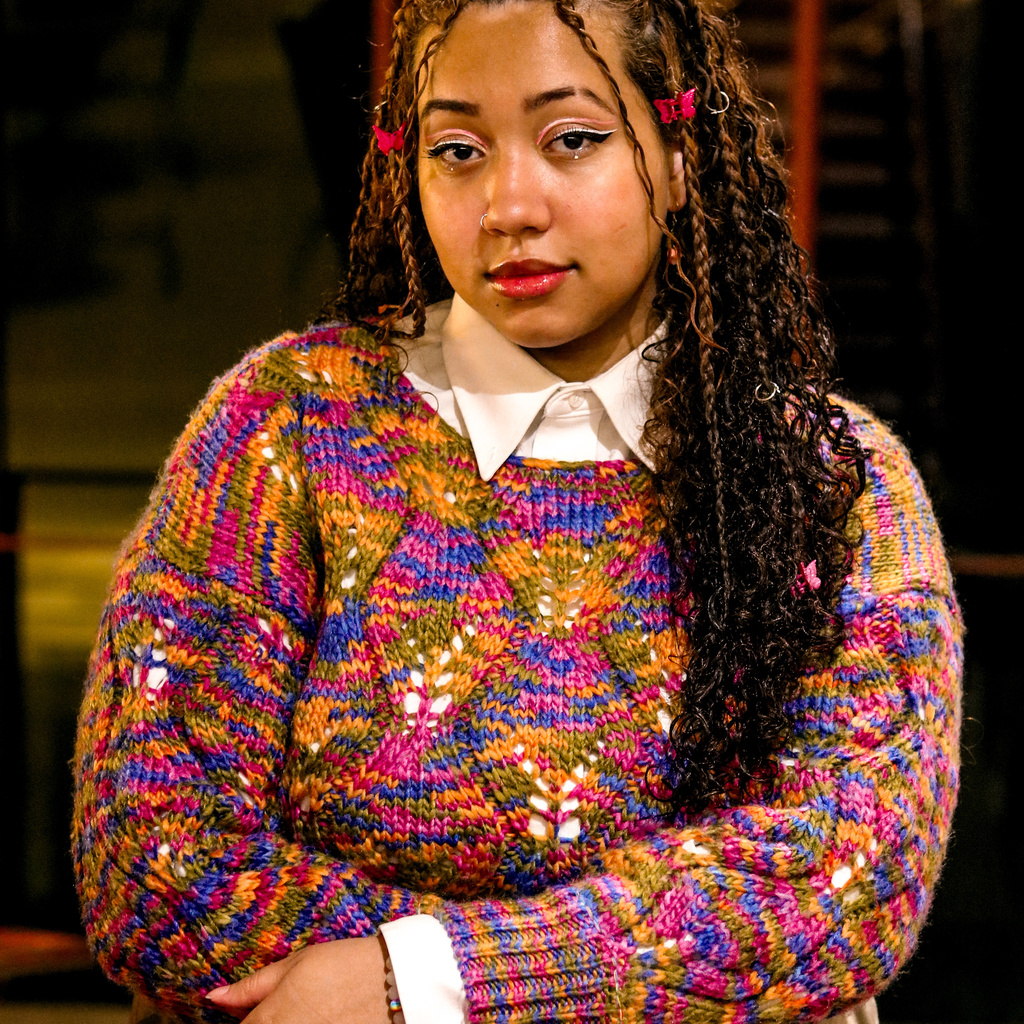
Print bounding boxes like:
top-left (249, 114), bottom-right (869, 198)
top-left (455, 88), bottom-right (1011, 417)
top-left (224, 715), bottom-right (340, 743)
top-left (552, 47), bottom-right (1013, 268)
top-left (440, 294), bottom-right (661, 480)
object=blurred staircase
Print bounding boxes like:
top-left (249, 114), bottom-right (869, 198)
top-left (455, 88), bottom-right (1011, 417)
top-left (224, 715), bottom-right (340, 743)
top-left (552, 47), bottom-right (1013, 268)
top-left (730, 0), bottom-right (942, 438)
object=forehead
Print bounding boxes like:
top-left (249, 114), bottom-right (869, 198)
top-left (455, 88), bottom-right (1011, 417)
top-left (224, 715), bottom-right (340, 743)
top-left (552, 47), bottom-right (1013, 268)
top-left (416, 1), bottom-right (624, 105)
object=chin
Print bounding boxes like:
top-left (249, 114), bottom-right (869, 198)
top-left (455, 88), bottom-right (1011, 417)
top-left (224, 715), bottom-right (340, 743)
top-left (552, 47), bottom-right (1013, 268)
top-left (489, 313), bottom-right (581, 351)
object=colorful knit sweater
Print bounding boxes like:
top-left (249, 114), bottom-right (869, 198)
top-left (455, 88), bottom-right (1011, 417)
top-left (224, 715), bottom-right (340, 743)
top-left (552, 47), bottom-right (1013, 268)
top-left (73, 323), bottom-right (963, 1024)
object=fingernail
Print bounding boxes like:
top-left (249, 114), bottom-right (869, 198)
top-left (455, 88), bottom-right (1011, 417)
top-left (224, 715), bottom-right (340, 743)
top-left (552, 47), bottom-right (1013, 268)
top-left (206, 986), bottom-right (230, 1002)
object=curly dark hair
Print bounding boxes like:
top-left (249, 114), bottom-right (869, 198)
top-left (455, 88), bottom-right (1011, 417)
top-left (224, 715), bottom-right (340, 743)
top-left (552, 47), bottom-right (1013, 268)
top-left (326, 0), bottom-right (867, 816)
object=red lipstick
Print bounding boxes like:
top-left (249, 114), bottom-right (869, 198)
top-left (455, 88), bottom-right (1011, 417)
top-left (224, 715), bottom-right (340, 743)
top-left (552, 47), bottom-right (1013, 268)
top-left (487, 260), bottom-right (571, 299)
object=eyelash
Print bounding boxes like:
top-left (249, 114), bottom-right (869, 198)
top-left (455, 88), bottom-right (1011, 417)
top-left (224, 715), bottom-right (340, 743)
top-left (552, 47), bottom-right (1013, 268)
top-left (425, 127), bottom-right (616, 165)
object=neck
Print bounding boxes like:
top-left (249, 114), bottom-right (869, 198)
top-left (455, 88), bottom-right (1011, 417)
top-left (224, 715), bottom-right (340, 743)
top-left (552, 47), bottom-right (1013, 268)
top-left (527, 303), bottom-right (661, 381)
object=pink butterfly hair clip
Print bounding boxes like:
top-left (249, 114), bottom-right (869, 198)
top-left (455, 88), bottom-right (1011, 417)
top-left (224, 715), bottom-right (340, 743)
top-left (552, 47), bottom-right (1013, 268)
top-left (791, 559), bottom-right (822, 597)
top-left (373, 123), bottom-right (406, 156)
top-left (654, 88), bottom-right (696, 124)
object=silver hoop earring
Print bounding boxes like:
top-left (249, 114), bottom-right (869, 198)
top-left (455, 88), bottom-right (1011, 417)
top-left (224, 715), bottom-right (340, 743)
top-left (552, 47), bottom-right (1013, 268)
top-left (707, 90), bottom-right (730, 115)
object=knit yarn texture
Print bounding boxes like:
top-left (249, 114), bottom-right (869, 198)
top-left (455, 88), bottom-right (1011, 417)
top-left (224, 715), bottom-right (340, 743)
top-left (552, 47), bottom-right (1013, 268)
top-left (73, 325), bottom-right (963, 1023)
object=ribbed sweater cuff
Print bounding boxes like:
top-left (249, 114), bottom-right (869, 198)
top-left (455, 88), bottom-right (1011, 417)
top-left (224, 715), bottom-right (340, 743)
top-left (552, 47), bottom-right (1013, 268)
top-left (436, 888), bottom-right (624, 1024)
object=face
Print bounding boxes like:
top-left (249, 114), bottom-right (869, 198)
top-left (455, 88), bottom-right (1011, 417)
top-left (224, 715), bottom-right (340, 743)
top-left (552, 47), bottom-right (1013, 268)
top-left (416, 1), bottom-right (686, 380)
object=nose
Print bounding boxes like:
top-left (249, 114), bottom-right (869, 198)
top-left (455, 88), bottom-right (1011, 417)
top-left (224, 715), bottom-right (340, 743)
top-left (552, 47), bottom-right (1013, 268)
top-left (481, 149), bottom-right (551, 236)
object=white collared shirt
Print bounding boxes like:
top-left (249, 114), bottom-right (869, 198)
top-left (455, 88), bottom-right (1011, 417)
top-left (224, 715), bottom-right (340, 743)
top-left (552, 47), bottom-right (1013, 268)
top-left (398, 294), bottom-right (661, 479)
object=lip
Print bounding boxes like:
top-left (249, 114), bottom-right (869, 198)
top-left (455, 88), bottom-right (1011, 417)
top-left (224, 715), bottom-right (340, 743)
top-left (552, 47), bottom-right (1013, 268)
top-left (487, 260), bottom-right (572, 300)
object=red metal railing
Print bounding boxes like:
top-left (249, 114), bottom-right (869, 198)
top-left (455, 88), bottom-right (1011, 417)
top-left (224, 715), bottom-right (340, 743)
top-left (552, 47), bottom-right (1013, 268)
top-left (789, 0), bottom-right (824, 260)
top-left (371, 0), bottom-right (398, 105)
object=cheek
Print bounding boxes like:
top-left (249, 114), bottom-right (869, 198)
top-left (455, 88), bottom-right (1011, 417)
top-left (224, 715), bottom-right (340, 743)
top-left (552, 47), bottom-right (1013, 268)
top-left (419, 187), bottom-right (443, 243)
top-left (599, 188), bottom-right (661, 264)
top-left (421, 193), bottom-right (470, 277)
top-left (419, 174), bottom-right (446, 234)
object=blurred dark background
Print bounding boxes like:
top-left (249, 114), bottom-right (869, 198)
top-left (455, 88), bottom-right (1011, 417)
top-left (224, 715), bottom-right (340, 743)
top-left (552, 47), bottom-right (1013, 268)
top-left (1, 0), bottom-right (1018, 1020)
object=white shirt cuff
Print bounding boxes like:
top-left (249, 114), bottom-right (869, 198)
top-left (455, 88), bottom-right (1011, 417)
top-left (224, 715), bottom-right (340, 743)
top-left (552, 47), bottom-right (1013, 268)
top-left (379, 915), bottom-right (467, 1024)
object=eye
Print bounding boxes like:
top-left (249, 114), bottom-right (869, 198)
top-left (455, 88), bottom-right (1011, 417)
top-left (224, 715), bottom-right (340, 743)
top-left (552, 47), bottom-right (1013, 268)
top-left (425, 137), bottom-right (484, 168)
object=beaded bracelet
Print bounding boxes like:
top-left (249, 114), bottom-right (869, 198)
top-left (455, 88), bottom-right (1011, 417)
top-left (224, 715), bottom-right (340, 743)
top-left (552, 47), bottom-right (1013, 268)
top-left (384, 957), bottom-right (405, 1024)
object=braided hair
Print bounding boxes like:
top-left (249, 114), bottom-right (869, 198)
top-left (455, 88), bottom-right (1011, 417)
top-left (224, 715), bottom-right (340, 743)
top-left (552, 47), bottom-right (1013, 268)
top-left (328, 0), bottom-right (866, 816)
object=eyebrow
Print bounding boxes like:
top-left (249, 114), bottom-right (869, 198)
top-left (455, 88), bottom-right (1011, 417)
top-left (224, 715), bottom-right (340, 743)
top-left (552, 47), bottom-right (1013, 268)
top-left (420, 87), bottom-right (615, 120)
top-left (420, 98), bottom-right (480, 118)
top-left (525, 86), bottom-right (614, 114)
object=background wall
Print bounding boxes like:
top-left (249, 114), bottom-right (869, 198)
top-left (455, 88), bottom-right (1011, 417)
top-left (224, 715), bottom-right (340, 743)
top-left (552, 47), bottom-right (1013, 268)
top-left (2, 0), bottom-right (1018, 1020)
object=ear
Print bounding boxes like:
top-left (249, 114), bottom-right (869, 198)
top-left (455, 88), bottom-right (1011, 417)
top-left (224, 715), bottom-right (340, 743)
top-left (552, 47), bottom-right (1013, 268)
top-left (667, 145), bottom-right (686, 212)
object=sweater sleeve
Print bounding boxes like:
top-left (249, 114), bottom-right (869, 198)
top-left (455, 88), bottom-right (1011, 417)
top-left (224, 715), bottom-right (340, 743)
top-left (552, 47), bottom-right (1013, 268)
top-left (433, 415), bottom-right (963, 1024)
top-left (72, 339), bottom-right (432, 1021)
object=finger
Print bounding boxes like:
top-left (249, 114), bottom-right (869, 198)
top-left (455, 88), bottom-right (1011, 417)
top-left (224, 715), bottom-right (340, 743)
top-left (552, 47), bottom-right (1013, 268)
top-left (206, 959), bottom-right (291, 1009)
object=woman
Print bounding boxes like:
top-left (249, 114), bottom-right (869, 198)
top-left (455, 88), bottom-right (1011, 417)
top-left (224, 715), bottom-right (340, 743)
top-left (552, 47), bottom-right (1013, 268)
top-left (73, 1), bottom-right (962, 1022)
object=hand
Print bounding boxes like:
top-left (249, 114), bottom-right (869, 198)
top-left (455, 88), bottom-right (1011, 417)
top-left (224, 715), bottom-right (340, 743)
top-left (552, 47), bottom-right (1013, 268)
top-left (206, 936), bottom-right (390, 1024)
